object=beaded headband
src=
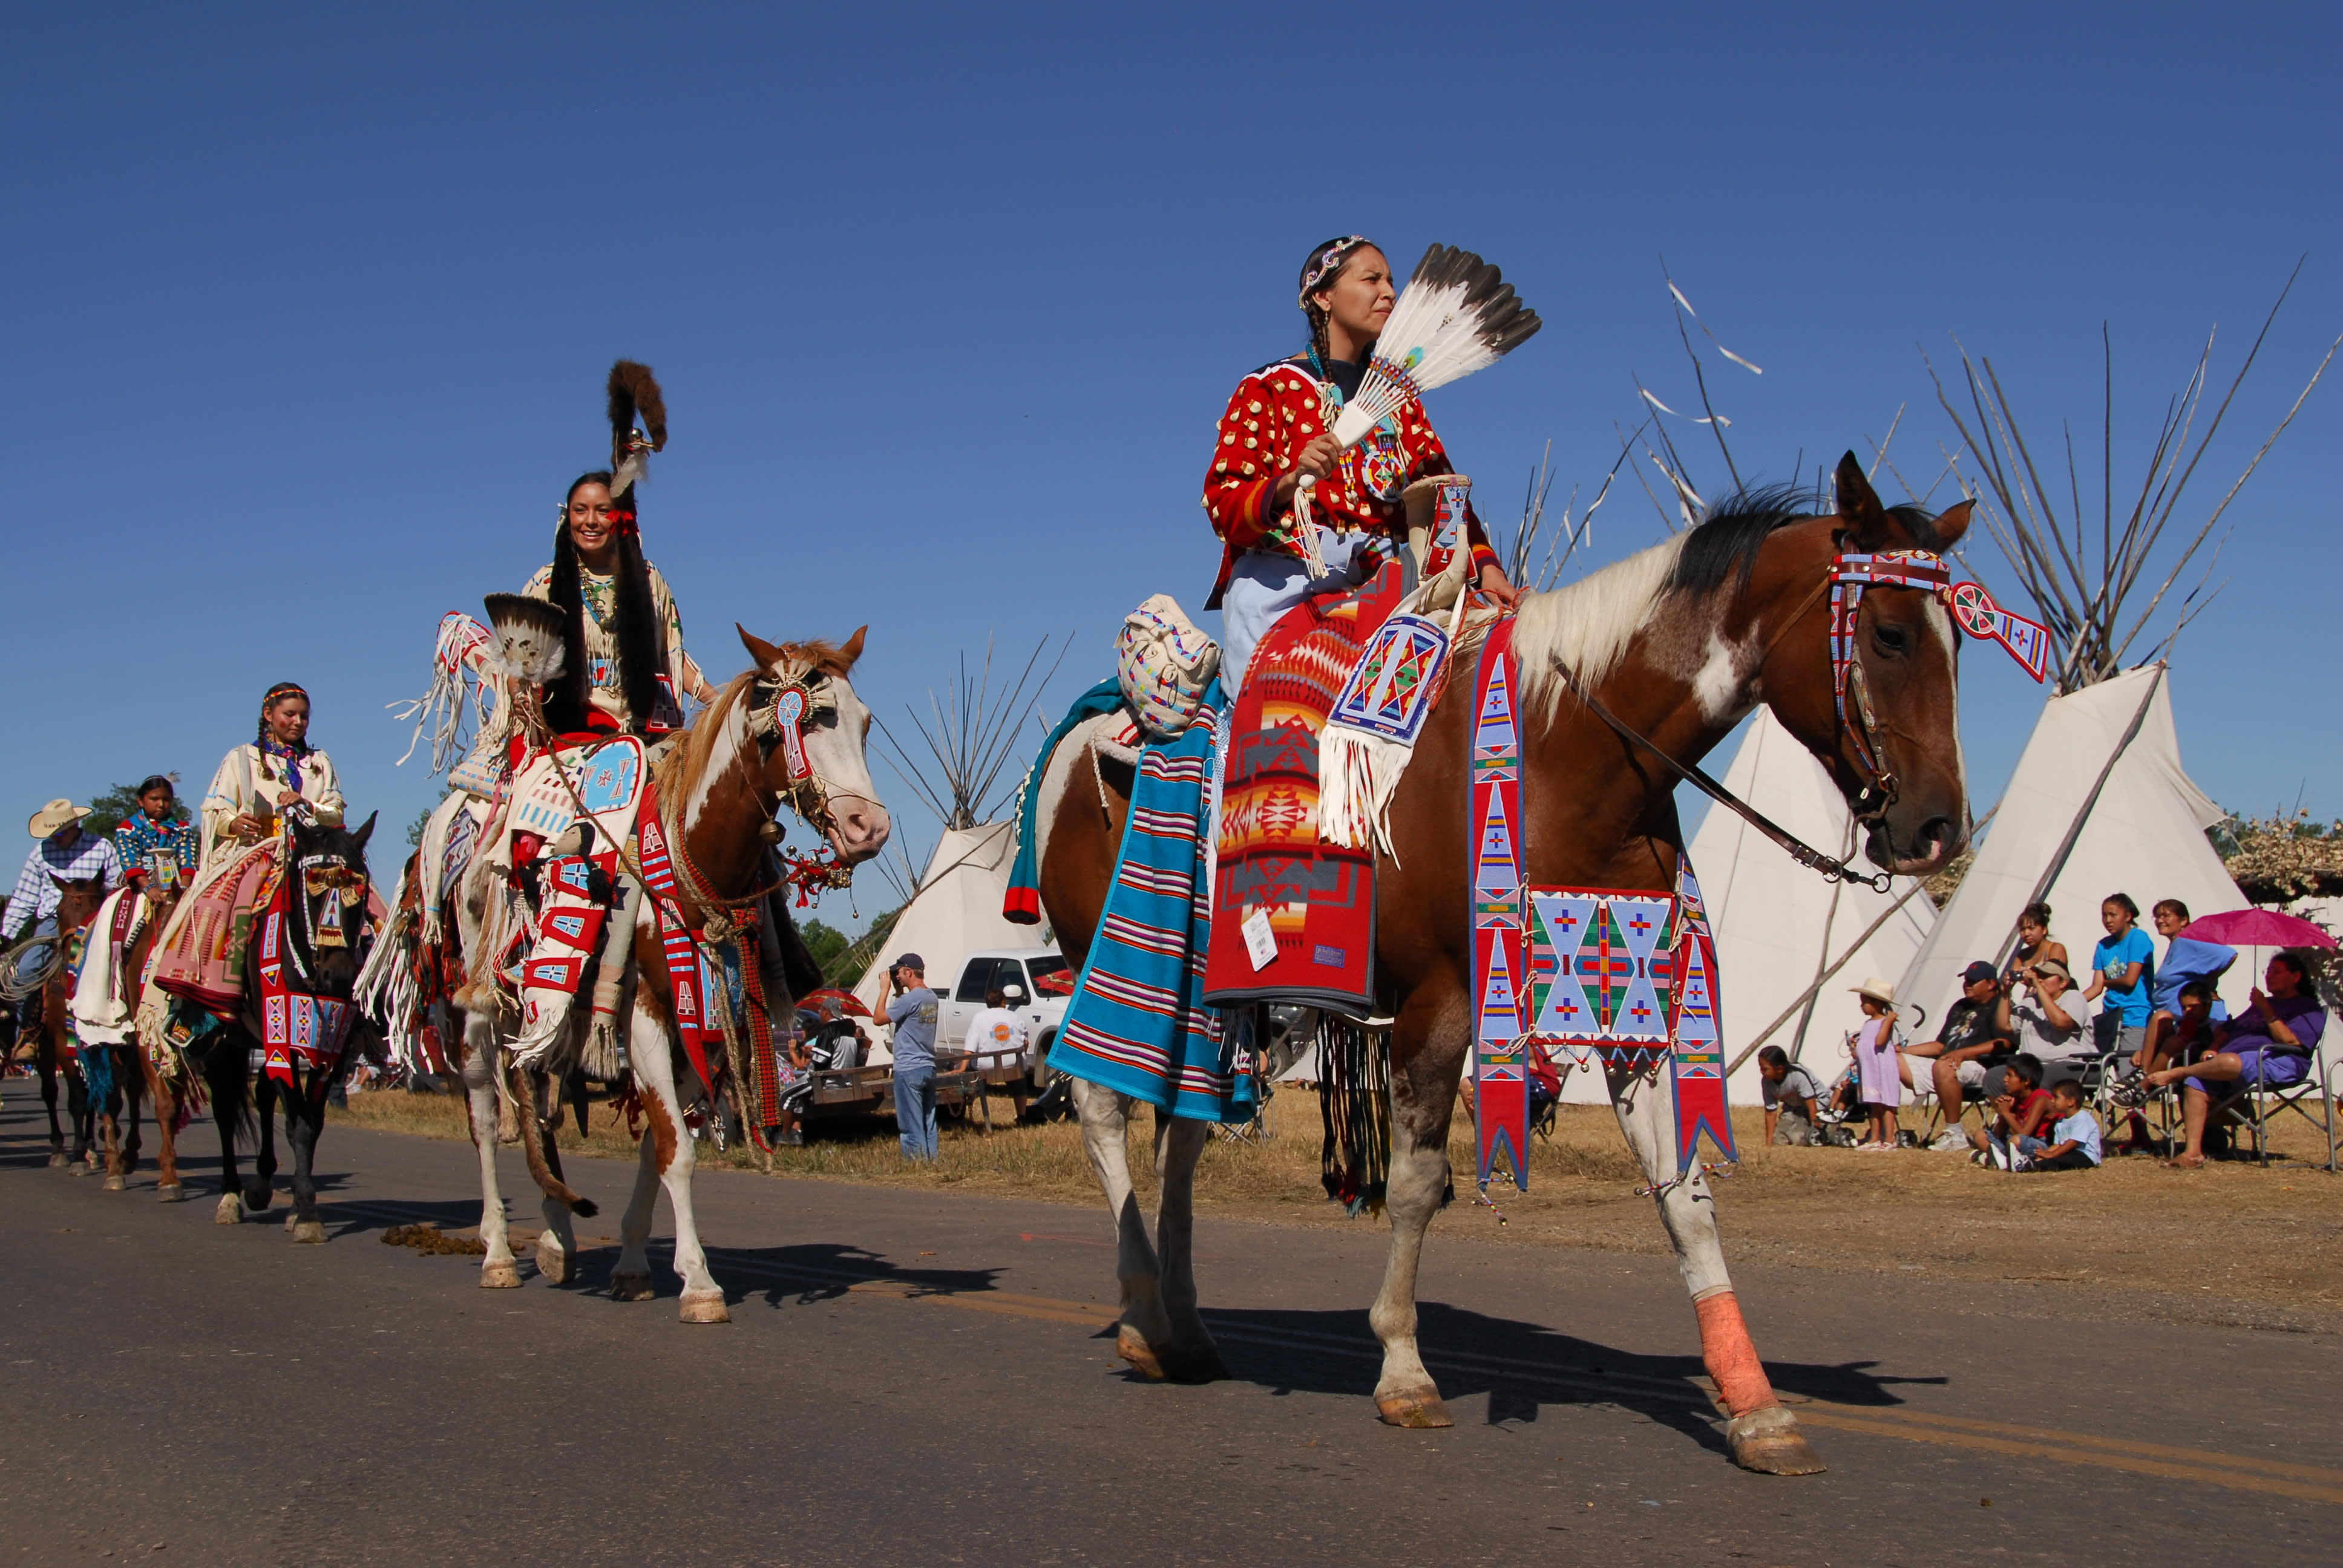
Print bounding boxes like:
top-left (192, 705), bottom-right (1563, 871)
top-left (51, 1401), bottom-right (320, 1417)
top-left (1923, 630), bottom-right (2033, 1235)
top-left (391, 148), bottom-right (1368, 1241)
top-left (1298, 236), bottom-right (1375, 308)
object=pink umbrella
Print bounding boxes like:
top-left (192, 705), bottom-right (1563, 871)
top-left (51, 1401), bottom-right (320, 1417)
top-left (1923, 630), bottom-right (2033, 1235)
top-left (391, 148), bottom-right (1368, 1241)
top-left (2178, 908), bottom-right (2339, 949)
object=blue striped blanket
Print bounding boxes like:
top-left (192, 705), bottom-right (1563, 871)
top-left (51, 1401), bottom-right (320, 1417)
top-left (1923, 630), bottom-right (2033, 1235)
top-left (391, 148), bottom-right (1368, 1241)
top-left (1050, 679), bottom-right (1257, 1122)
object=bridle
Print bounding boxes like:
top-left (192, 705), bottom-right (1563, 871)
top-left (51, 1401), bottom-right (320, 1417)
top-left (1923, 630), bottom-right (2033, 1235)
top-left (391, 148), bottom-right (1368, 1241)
top-left (1551, 544), bottom-right (2048, 892)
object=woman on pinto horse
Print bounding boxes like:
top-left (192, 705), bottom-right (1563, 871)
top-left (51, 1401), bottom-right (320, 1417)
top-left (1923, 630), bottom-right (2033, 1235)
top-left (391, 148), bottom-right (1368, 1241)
top-left (1207, 234), bottom-right (1518, 688)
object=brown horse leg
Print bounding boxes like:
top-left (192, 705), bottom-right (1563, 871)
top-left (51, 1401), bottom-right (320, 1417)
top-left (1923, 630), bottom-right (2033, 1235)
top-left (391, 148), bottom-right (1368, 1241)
top-left (1070, 1077), bottom-right (1182, 1378)
top-left (146, 1056), bottom-right (185, 1201)
top-left (1370, 982), bottom-right (1472, 1428)
top-left (1604, 1063), bottom-right (1825, 1475)
top-left (38, 1036), bottom-right (67, 1165)
top-left (102, 1046), bottom-right (140, 1191)
top-left (64, 1058), bottom-right (94, 1174)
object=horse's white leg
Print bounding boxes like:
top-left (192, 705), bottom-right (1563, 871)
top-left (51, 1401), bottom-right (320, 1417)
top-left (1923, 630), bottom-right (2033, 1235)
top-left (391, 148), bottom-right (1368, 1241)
top-left (624, 1005), bottom-right (726, 1323)
top-left (610, 1080), bottom-right (661, 1302)
top-left (1368, 1129), bottom-right (1454, 1426)
top-left (1607, 1063), bottom-right (1824, 1474)
top-left (532, 1070), bottom-right (580, 1285)
top-left (460, 1012), bottom-right (520, 1290)
top-left (1152, 1112), bottom-right (1227, 1381)
top-left (1071, 1077), bottom-right (1176, 1377)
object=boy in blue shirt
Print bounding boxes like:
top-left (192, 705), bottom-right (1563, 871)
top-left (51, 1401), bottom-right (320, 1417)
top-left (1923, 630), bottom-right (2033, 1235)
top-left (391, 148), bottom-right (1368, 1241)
top-left (2013, 1079), bottom-right (2101, 1172)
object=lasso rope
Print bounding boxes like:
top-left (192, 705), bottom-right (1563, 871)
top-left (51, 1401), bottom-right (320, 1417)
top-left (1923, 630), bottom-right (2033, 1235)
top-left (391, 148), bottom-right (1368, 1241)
top-left (0, 929), bottom-right (71, 1002)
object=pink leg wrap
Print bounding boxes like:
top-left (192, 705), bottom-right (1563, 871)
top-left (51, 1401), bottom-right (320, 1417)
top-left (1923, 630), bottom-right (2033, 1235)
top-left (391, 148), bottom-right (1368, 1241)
top-left (1695, 1290), bottom-right (1778, 1416)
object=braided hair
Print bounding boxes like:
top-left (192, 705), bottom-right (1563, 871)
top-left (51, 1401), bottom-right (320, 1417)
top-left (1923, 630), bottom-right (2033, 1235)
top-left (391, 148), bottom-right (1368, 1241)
top-left (255, 681), bottom-right (312, 756)
top-left (545, 470), bottom-right (663, 734)
top-left (1297, 235), bottom-right (1380, 369)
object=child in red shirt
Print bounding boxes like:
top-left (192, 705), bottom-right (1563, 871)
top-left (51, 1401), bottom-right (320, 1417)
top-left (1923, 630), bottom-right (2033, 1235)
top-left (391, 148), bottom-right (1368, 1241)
top-left (1970, 1053), bottom-right (2053, 1168)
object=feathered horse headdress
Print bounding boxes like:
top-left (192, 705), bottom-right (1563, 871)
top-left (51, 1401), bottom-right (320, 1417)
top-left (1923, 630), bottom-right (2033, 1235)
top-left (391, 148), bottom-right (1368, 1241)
top-left (606, 360), bottom-right (667, 528)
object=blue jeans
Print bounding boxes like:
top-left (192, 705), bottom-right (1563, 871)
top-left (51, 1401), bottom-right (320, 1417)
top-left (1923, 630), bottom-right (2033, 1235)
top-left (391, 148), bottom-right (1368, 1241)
top-left (894, 1067), bottom-right (939, 1161)
top-left (11, 915), bottom-right (58, 990)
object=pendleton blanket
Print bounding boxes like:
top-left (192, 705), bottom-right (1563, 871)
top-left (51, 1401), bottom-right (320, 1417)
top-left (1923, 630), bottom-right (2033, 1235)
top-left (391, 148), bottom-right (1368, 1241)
top-left (139, 840), bottom-right (281, 1027)
top-left (1004, 678), bottom-right (1126, 923)
top-left (1201, 560), bottom-right (1407, 1013)
top-left (1050, 679), bottom-right (1257, 1123)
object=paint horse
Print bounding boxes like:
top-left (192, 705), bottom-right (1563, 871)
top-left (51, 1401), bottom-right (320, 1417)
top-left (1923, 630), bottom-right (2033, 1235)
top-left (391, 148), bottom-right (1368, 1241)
top-left (19, 874), bottom-right (112, 1171)
top-left (443, 626), bottom-right (889, 1317)
top-left (80, 879), bottom-right (185, 1191)
top-left (198, 812), bottom-right (381, 1243)
top-left (1035, 457), bottom-right (1972, 1472)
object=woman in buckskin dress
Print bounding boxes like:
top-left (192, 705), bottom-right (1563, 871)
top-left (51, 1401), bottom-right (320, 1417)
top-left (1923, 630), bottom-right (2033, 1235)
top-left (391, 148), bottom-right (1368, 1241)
top-left (1203, 235), bottom-right (1518, 688)
top-left (520, 469), bottom-right (717, 743)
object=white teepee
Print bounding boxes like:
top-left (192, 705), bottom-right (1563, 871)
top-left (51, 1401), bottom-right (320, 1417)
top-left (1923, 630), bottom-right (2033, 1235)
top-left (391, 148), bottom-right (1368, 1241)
top-left (1555, 710), bottom-right (1938, 1105)
top-left (852, 821), bottom-right (1030, 1045)
top-left (1897, 664), bottom-right (2249, 1022)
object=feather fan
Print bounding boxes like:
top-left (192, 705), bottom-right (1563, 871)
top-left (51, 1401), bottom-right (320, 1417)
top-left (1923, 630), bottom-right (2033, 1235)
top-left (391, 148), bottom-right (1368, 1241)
top-left (481, 594), bottom-right (568, 685)
top-left (1329, 244), bottom-right (1541, 448)
top-left (606, 359), bottom-right (667, 498)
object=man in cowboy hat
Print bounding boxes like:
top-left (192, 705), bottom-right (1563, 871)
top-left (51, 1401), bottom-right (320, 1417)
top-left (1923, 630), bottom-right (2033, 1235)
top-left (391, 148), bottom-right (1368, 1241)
top-left (4, 799), bottom-right (125, 988)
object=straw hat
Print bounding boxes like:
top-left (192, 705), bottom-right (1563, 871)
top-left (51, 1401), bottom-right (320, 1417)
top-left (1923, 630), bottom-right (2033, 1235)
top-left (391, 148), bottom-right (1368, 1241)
top-left (1849, 976), bottom-right (1897, 1007)
top-left (27, 799), bottom-right (88, 838)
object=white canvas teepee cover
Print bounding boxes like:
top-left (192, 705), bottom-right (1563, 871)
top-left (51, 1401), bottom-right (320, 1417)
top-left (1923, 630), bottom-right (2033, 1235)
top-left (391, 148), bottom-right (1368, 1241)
top-left (1897, 663), bottom-right (2249, 1024)
top-left (853, 821), bottom-right (1029, 1050)
top-left (1556, 710), bottom-right (1938, 1105)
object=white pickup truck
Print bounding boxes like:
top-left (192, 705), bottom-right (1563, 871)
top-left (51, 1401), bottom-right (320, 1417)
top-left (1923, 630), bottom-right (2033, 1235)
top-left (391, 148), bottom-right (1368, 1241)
top-left (936, 947), bottom-right (1073, 1092)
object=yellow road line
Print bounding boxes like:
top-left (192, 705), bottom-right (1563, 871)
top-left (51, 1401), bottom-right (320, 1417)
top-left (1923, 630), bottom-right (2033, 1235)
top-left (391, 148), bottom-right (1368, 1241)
top-left (1794, 1411), bottom-right (2343, 1507)
top-left (1803, 1403), bottom-right (2343, 1487)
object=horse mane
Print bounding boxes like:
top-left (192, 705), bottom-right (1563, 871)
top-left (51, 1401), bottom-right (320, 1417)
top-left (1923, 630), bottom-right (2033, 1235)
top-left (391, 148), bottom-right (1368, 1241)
top-left (653, 642), bottom-right (848, 814)
top-left (1512, 483), bottom-right (1938, 711)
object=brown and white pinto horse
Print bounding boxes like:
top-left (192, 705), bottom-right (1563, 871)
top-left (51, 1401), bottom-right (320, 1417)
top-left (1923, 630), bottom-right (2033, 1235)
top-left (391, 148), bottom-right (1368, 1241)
top-left (21, 874), bottom-right (111, 1171)
top-left (447, 626), bottom-right (889, 1318)
top-left (1037, 457), bottom-right (1971, 1472)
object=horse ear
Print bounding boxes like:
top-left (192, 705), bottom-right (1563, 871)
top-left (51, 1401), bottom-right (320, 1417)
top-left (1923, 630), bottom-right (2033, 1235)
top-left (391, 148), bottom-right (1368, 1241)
top-left (48, 873), bottom-right (70, 892)
top-left (738, 624), bottom-right (786, 671)
top-left (348, 811), bottom-right (377, 854)
top-left (1930, 498), bottom-right (1974, 549)
top-left (1833, 451), bottom-right (1893, 548)
top-left (838, 625), bottom-right (868, 670)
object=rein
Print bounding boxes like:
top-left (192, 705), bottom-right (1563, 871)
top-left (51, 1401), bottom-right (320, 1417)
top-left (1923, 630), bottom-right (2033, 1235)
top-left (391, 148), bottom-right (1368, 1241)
top-left (1545, 655), bottom-right (1893, 893)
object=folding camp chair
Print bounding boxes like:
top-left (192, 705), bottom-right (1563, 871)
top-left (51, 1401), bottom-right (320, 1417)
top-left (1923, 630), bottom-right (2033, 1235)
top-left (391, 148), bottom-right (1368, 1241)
top-left (2205, 1038), bottom-right (2337, 1171)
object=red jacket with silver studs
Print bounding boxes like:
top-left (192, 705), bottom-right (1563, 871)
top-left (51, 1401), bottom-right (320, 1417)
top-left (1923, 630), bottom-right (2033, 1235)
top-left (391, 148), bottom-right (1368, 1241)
top-left (1201, 355), bottom-right (1498, 608)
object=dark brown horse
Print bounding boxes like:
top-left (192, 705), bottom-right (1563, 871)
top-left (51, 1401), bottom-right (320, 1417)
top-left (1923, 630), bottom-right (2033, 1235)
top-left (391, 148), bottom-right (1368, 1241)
top-left (1037, 457), bottom-right (1971, 1473)
top-left (19, 874), bottom-right (111, 1170)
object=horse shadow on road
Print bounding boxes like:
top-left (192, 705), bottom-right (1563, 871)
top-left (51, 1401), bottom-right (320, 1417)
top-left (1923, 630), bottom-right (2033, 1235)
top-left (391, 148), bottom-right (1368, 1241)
top-left (1194, 1299), bottom-right (1940, 1454)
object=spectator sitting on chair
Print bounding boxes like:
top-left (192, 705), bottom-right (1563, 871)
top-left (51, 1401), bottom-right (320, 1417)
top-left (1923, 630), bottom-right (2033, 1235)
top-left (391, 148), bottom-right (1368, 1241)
top-left (1968, 1051), bottom-right (2053, 1163)
top-left (1902, 961), bottom-right (2014, 1150)
top-left (2131, 951), bottom-right (2328, 1169)
top-left (2114, 978), bottom-right (2220, 1154)
top-left (2132, 899), bottom-right (2235, 1082)
top-left (1996, 958), bottom-right (2092, 1089)
top-left (1991, 1078), bottom-right (2102, 1172)
top-left (1757, 1046), bottom-right (1824, 1146)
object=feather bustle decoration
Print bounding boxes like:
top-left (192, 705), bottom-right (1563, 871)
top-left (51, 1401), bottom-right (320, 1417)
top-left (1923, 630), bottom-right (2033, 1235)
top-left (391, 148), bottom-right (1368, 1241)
top-left (606, 360), bottom-right (667, 501)
top-left (1330, 244), bottom-right (1541, 448)
top-left (481, 594), bottom-right (569, 685)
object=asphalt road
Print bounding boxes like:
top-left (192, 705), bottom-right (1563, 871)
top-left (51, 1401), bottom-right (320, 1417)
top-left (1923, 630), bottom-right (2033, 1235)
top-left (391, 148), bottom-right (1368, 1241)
top-left (2, 1093), bottom-right (2337, 1567)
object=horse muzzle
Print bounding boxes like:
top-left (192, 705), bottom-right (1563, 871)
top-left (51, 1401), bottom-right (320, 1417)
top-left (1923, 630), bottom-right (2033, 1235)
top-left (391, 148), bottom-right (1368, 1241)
top-left (826, 801), bottom-right (891, 865)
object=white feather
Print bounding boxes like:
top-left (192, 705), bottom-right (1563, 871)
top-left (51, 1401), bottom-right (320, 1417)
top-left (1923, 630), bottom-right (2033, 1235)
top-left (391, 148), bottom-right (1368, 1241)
top-left (1329, 245), bottom-right (1540, 448)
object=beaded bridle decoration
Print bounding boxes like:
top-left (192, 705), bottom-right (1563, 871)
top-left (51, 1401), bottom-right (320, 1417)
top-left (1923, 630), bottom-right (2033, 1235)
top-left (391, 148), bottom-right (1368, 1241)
top-left (1828, 549), bottom-right (2048, 817)
top-left (742, 662), bottom-right (864, 900)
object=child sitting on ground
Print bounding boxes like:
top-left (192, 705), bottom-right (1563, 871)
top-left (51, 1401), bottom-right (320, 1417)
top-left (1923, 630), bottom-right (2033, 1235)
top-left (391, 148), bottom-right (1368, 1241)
top-left (1970, 1052), bottom-right (2053, 1166)
top-left (1992, 1079), bottom-right (2101, 1172)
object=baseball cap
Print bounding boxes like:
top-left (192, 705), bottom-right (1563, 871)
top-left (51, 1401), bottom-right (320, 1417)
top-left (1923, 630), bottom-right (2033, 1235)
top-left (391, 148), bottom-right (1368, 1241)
top-left (1961, 961), bottom-right (1998, 986)
top-left (890, 953), bottom-right (925, 973)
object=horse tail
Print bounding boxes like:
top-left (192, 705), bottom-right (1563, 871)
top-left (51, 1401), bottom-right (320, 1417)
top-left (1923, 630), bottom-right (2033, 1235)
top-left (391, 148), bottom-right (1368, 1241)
top-left (509, 1062), bottom-right (598, 1218)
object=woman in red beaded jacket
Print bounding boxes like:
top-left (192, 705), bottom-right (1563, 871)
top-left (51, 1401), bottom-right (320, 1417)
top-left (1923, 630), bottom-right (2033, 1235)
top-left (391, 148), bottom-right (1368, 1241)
top-left (1204, 235), bottom-right (1516, 687)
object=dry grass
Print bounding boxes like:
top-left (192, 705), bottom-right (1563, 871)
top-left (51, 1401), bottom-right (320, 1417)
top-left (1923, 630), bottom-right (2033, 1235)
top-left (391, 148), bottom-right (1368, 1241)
top-left (332, 1087), bottom-right (2343, 1329)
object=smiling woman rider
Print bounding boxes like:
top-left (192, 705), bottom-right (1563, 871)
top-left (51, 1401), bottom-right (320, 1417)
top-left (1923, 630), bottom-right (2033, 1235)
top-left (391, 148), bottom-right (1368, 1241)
top-left (1204, 234), bottom-right (1516, 687)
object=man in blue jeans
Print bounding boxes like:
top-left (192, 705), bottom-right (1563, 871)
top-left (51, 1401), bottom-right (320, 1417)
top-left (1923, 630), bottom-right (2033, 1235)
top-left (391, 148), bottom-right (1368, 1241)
top-left (884, 953), bottom-right (942, 1161)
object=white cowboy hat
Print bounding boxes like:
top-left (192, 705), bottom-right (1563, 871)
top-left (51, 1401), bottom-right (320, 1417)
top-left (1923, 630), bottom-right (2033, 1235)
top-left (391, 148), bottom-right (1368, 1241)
top-left (27, 799), bottom-right (88, 838)
top-left (1849, 976), bottom-right (1896, 1007)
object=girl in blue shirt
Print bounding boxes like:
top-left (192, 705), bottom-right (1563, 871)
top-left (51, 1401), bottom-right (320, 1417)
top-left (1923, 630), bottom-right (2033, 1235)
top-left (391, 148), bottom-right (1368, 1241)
top-left (2082, 893), bottom-right (2155, 1059)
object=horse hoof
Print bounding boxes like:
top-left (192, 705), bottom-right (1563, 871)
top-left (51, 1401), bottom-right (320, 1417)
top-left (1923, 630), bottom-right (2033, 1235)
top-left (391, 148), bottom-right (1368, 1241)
top-left (1115, 1327), bottom-right (1168, 1382)
top-left (1375, 1387), bottom-right (1457, 1429)
top-left (609, 1270), bottom-right (655, 1303)
top-left (1156, 1339), bottom-right (1232, 1385)
top-left (677, 1289), bottom-right (731, 1324)
top-left (67, 1161), bottom-right (88, 1178)
top-left (102, 1174), bottom-right (126, 1192)
top-left (1726, 1406), bottom-right (1828, 1475)
top-left (534, 1233), bottom-right (575, 1286)
top-left (480, 1259), bottom-right (523, 1289)
top-left (214, 1195), bottom-right (243, 1226)
top-left (291, 1220), bottom-right (326, 1245)
top-left (47, 1152), bottom-right (66, 1169)
top-left (157, 1184), bottom-right (183, 1204)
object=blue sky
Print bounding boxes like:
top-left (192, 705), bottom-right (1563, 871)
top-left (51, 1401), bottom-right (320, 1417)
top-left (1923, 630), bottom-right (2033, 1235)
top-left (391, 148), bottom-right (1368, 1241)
top-left (6, 4), bottom-right (2336, 929)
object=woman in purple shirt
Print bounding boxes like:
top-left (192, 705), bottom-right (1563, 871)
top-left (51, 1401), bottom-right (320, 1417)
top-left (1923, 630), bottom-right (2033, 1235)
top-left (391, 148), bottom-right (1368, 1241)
top-left (2134, 950), bottom-right (2325, 1168)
